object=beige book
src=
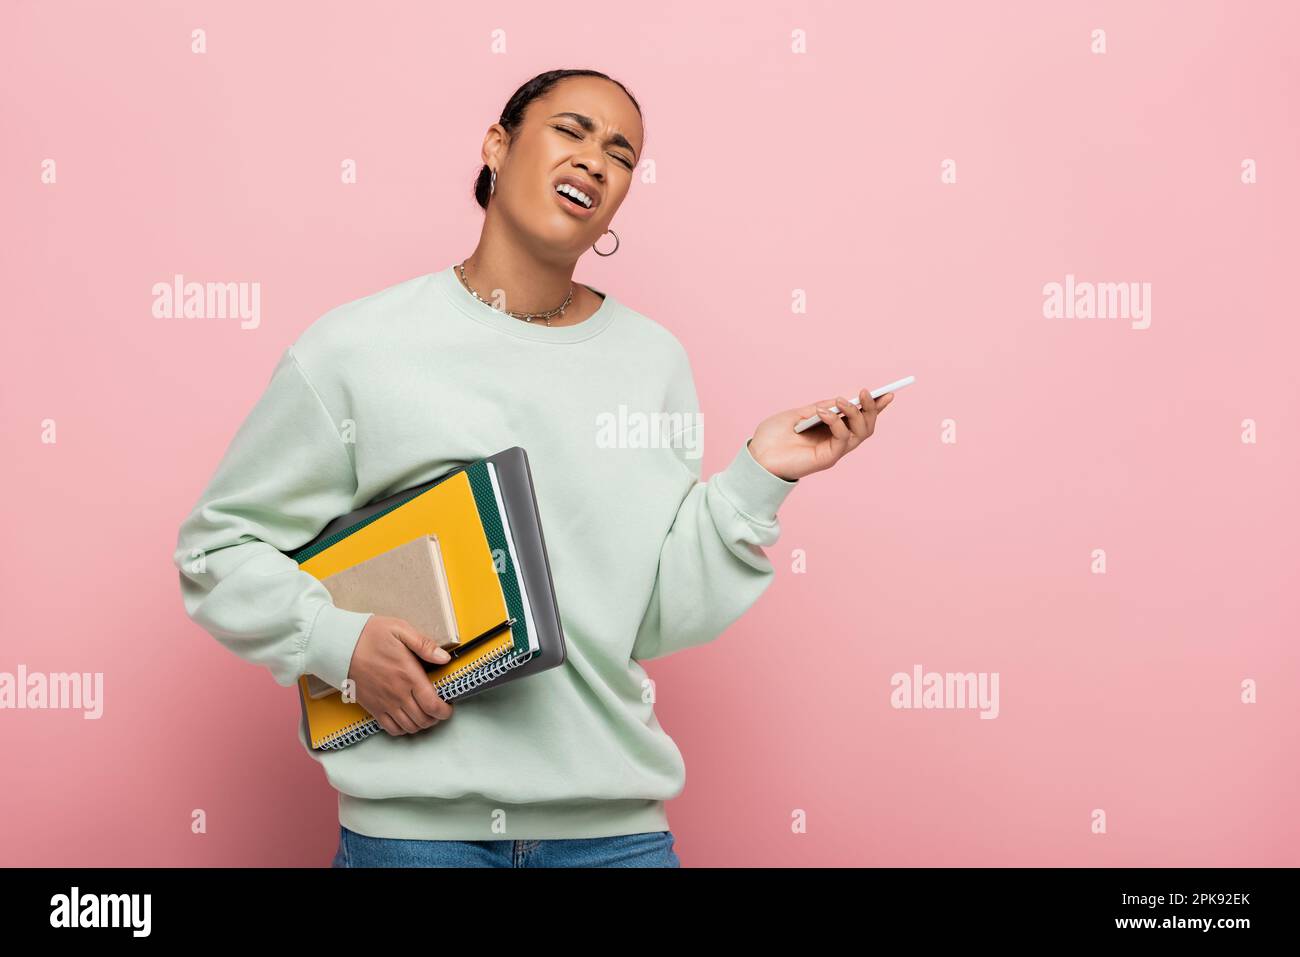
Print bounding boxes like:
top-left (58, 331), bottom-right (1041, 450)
top-left (305, 534), bottom-right (460, 700)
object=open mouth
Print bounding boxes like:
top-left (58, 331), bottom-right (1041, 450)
top-left (554, 183), bottom-right (594, 211)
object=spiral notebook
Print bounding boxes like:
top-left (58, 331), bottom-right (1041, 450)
top-left (287, 447), bottom-right (567, 750)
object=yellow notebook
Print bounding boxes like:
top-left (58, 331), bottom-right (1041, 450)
top-left (291, 468), bottom-right (516, 749)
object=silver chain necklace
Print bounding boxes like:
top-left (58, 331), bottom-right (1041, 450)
top-left (456, 260), bottom-right (573, 327)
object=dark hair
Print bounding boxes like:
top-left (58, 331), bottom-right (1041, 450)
top-left (473, 69), bottom-right (643, 211)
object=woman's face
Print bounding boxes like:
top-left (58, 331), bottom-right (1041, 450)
top-left (484, 76), bottom-right (643, 259)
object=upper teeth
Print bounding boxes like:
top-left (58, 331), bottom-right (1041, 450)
top-left (556, 183), bottom-right (592, 208)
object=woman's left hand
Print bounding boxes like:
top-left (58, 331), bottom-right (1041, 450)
top-left (747, 390), bottom-right (896, 482)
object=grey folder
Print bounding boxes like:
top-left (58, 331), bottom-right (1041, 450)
top-left (295, 446), bottom-right (567, 702)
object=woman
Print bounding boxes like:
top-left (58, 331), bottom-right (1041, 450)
top-left (173, 68), bottom-right (895, 869)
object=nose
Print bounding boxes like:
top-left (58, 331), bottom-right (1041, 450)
top-left (575, 159), bottom-right (604, 183)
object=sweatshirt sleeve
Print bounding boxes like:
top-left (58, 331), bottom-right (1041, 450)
top-left (172, 346), bottom-right (373, 690)
top-left (630, 348), bottom-right (799, 661)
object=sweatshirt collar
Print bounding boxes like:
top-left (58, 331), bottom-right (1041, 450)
top-left (432, 264), bottom-right (618, 344)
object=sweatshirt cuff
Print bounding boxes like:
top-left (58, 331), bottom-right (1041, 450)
top-left (714, 438), bottom-right (799, 525)
top-left (303, 603), bottom-right (372, 692)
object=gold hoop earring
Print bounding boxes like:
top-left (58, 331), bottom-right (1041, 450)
top-left (593, 228), bottom-right (619, 257)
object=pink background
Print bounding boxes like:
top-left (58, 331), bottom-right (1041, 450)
top-left (3, 0), bottom-right (1297, 866)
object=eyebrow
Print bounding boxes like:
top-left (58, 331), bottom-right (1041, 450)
top-left (548, 112), bottom-right (638, 159)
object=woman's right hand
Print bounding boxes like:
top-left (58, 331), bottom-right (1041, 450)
top-left (346, 614), bottom-right (455, 736)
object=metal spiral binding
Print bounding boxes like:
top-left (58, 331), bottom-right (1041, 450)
top-left (319, 651), bottom-right (536, 751)
top-left (423, 623), bottom-right (516, 688)
top-left (321, 718), bottom-right (383, 750)
top-left (438, 650), bottom-right (534, 699)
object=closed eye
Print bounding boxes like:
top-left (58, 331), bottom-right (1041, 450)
top-left (552, 125), bottom-right (635, 170)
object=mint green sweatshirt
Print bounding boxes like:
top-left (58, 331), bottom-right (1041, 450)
top-left (173, 264), bottom-right (799, 840)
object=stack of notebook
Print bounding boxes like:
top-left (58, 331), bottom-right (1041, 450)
top-left (301, 531), bottom-right (479, 702)
top-left (284, 447), bottom-right (566, 751)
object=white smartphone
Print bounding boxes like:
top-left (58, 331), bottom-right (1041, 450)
top-left (793, 375), bottom-right (915, 433)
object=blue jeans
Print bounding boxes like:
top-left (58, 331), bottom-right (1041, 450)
top-left (330, 824), bottom-right (682, 868)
